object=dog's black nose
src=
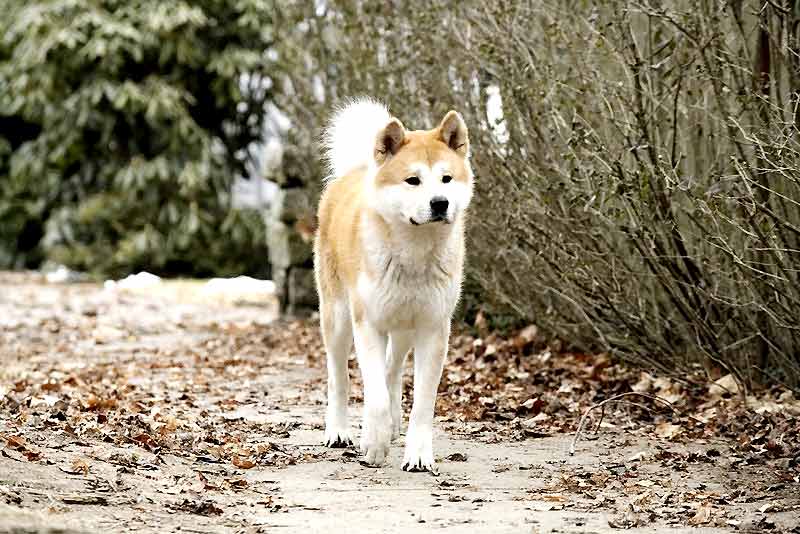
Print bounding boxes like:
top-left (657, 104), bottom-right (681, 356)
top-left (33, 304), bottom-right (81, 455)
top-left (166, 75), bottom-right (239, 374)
top-left (430, 197), bottom-right (449, 216)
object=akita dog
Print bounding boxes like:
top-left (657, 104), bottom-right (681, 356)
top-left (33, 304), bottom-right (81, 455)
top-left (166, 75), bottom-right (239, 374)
top-left (314, 98), bottom-right (473, 471)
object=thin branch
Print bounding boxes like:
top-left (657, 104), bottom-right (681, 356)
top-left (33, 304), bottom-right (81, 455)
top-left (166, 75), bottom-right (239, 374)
top-left (569, 392), bottom-right (705, 456)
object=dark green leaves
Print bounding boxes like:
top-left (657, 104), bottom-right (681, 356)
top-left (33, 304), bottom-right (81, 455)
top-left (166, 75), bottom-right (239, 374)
top-left (0, 0), bottom-right (275, 277)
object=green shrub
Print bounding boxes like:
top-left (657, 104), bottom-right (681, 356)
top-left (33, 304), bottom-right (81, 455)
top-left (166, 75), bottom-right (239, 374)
top-left (0, 0), bottom-right (273, 277)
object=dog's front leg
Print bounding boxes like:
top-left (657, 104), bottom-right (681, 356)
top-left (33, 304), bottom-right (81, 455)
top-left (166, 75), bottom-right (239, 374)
top-left (353, 318), bottom-right (391, 466)
top-left (386, 330), bottom-right (413, 441)
top-left (402, 323), bottom-right (449, 472)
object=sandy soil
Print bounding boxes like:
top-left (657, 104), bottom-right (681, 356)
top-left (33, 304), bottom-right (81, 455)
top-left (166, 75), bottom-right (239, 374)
top-left (0, 272), bottom-right (798, 533)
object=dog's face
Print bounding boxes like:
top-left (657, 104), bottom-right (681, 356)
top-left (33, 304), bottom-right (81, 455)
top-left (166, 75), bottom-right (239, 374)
top-left (369, 111), bottom-right (473, 227)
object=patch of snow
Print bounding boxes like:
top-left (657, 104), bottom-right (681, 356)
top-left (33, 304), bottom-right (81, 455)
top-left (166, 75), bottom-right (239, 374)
top-left (312, 74), bottom-right (325, 103)
top-left (232, 177), bottom-right (279, 210)
top-left (45, 265), bottom-right (88, 284)
top-left (486, 85), bottom-right (509, 145)
top-left (201, 276), bottom-right (276, 300)
top-left (266, 103), bottom-right (291, 134)
top-left (104, 272), bottom-right (162, 292)
top-left (261, 138), bottom-right (284, 177)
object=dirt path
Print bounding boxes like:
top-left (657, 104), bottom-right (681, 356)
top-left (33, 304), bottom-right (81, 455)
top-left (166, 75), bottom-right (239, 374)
top-left (1, 272), bottom-right (798, 533)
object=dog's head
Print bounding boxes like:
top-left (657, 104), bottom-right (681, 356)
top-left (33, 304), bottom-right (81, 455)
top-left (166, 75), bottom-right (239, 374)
top-left (368, 111), bottom-right (473, 227)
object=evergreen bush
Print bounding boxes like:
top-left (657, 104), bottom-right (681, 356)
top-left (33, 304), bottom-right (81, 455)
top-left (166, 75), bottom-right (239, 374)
top-left (0, 0), bottom-right (274, 276)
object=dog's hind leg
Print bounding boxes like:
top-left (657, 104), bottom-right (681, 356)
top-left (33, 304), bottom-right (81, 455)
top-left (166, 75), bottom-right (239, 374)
top-left (321, 297), bottom-right (353, 448)
top-left (386, 330), bottom-right (413, 441)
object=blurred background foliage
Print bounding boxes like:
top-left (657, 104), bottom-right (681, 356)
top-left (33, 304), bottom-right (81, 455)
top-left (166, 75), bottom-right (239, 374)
top-left (0, 0), bottom-right (272, 277)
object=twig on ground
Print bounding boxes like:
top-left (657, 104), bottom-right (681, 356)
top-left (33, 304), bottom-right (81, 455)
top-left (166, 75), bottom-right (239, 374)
top-left (593, 400), bottom-right (658, 433)
top-left (569, 392), bottom-right (704, 456)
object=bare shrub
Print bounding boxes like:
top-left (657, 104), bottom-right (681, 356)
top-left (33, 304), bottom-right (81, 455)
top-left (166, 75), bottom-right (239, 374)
top-left (272, 1), bottom-right (800, 389)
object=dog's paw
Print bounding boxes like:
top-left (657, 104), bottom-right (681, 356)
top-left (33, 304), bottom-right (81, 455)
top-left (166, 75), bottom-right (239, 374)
top-left (401, 427), bottom-right (434, 472)
top-left (359, 405), bottom-right (391, 466)
top-left (323, 426), bottom-right (353, 448)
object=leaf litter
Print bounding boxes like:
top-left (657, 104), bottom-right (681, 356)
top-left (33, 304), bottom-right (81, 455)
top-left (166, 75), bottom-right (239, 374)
top-left (0, 272), bottom-right (799, 531)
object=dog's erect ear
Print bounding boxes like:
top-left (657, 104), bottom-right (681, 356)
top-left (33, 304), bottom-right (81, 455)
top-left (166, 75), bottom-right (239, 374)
top-left (374, 118), bottom-right (406, 165)
top-left (437, 110), bottom-right (469, 156)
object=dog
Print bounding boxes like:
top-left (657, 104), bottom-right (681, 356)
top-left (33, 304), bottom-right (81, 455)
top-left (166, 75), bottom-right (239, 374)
top-left (314, 97), bottom-right (473, 471)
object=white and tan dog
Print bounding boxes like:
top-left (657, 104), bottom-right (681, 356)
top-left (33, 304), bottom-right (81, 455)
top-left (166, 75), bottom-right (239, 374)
top-left (314, 98), bottom-right (473, 471)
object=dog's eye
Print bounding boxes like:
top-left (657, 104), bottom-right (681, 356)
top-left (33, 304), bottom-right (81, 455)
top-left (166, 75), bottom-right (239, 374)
top-left (442, 175), bottom-right (452, 183)
top-left (405, 176), bottom-right (421, 186)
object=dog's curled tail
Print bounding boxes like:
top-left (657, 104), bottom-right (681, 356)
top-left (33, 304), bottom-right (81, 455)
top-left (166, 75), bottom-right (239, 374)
top-left (322, 97), bottom-right (391, 180)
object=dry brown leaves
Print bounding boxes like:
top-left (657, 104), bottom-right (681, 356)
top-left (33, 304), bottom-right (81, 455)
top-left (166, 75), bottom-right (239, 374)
top-left (1, 276), bottom-right (799, 531)
top-left (3, 311), bottom-right (799, 471)
top-left (0, 314), bottom-right (327, 474)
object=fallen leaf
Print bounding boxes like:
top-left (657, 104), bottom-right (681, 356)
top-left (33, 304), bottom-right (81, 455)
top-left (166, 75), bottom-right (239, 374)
top-left (62, 494), bottom-right (108, 505)
top-left (232, 456), bottom-right (255, 469)
top-left (22, 450), bottom-right (41, 462)
top-left (631, 372), bottom-right (654, 393)
top-left (513, 324), bottom-right (538, 350)
top-left (654, 422), bottom-right (683, 440)
top-left (520, 397), bottom-right (544, 413)
top-left (6, 435), bottom-right (41, 461)
top-left (225, 478), bottom-right (248, 490)
top-left (709, 374), bottom-right (740, 398)
top-left (173, 499), bottom-right (223, 516)
top-left (590, 354), bottom-right (612, 379)
top-left (608, 511), bottom-right (641, 529)
top-left (688, 502), bottom-right (712, 525)
top-left (0, 486), bottom-right (22, 505)
top-left (60, 458), bottom-right (89, 475)
top-left (473, 310), bottom-right (488, 336)
top-left (132, 433), bottom-right (158, 451)
top-left (6, 436), bottom-right (27, 449)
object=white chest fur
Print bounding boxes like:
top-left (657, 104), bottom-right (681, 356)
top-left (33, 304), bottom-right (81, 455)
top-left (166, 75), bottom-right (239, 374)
top-left (357, 220), bottom-right (463, 332)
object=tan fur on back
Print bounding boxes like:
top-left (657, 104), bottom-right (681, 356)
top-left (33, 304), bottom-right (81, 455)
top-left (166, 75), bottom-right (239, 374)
top-left (315, 165), bottom-right (366, 298)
